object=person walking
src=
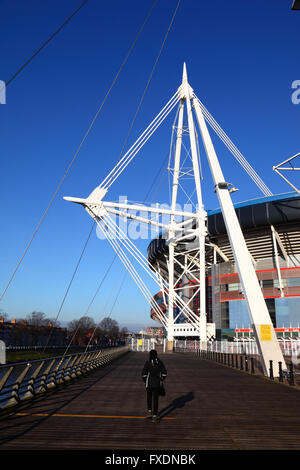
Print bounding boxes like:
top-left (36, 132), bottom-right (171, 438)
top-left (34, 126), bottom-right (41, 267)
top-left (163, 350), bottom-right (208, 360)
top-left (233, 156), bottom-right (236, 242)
top-left (141, 349), bottom-right (167, 422)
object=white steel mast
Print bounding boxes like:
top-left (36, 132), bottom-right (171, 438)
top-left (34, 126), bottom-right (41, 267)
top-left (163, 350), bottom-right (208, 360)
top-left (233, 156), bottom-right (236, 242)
top-left (165, 64), bottom-right (208, 351)
top-left (192, 90), bottom-right (287, 377)
top-left (168, 63), bottom-right (207, 349)
top-left (181, 64), bottom-right (207, 350)
top-left (167, 95), bottom-right (184, 351)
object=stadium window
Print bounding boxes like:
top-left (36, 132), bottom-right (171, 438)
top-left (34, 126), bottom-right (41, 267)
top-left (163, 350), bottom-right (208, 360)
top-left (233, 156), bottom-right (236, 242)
top-left (265, 299), bottom-right (276, 328)
top-left (274, 279), bottom-right (288, 289)
top-left (221, 302), bottom-right (230, 329)
top-left (228, 283), bottom-right (241, 292)
top-left (262, 279), bottom-right (274, 288)
top-left (287, 278), bottom-right (300, 287)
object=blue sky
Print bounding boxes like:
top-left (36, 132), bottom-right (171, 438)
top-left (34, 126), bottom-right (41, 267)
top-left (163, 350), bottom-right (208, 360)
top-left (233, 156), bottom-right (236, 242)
top-left (0, 0), bottom-right (299, 331)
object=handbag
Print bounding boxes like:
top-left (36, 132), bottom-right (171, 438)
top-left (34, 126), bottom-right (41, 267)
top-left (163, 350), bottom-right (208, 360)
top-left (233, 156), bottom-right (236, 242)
top-left (159, 382), bottom-right (166, 396)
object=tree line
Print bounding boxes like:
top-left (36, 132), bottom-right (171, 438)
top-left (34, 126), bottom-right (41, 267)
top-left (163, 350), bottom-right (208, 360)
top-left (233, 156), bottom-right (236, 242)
top-left (0, 311), bottom-right (128, 347)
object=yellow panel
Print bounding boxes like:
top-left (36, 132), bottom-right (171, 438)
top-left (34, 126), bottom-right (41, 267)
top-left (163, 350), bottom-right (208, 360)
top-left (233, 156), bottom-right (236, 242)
top-left (260, 324), bottom-right (272, 341)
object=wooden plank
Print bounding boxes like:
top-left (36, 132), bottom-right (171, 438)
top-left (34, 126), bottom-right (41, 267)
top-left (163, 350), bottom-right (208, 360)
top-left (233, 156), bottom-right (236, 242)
top-left (1, 351), bottom-right (300, 450)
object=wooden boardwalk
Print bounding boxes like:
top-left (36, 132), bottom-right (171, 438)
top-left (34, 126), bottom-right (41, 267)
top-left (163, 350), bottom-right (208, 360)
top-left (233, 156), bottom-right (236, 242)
top-left (1, 351), bottom-right (300, 451)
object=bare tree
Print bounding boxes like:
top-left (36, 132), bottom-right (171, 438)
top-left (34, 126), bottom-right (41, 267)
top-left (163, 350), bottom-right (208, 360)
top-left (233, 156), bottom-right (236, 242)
top-left (100, 317), bottom-right (119, 337)
top-left (26, 311), bottom-right (49, 327)
top-left (68, 316), bottom-right (96, 345)
top-left (0, 310), bottom-right (8, 322)
top-left (119, 327), bottom-right (128, 339)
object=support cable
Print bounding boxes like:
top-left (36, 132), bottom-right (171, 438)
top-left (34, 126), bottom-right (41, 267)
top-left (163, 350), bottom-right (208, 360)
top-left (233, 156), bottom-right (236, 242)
top-left (0, 0), bottom-right (159, 302)
top-left (70, 151), bottom-right (171, 349)
top-left (98, 218), bottom-right (167, 325)
top-left (194, 95), bottom-right (273, 196)
top-left (106, 0), bottom-right (181, 186)
top-left (84, 270), bottom-right (128, 352)
top-left (100, 92), bottom-right (179, 189)
top-left (42, 220), bottom-right (95, 354)
top-left (100, 0), bottom-right (182, 190)
top-left (95, 217), bottom-right (168, 328)
top-left (99, 217), bottom-right (165, 320)
top-left (1, 0), bottom-right (90, 93)
top-left (64, 0), bottom-right (183, 348)
top-left (63, 251), bottom-right (119, 356)
top-left (98, 213), bottom-right (199, 327)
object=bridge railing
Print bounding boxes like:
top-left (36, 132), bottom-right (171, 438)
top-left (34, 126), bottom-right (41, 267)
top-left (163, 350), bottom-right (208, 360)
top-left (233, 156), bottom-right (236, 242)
top-left (129, 338), bottom-right (159, 352)
top-left (0, 345), bottom-right (129, 411)
top-left (174, 339), bottom-right (300, 357)
top-left (174, 341), bottom-right (300, 386)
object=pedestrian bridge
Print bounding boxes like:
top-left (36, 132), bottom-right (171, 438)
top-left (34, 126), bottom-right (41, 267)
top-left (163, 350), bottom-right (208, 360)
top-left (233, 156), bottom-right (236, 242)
top-left (1, 348), bottom-right (300, 451)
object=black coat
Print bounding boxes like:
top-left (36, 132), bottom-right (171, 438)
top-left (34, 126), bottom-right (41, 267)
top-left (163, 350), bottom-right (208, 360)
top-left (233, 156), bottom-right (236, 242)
top-left (142, 358), bottom-right (167, 389)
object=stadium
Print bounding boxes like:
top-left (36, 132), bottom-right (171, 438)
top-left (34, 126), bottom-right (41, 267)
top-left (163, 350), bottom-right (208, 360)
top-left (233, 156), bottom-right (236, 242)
top-left (147, 191), bottom-right (300, 342)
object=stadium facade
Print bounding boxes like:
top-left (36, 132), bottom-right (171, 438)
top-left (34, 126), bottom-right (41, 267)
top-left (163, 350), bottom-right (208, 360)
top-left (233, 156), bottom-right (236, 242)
top-left (147, 192), bottom-right (300, 340)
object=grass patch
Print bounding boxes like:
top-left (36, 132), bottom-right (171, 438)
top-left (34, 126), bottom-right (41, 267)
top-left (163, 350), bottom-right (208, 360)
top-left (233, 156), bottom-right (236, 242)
top-left (5, 348), bottom-right (87, 364)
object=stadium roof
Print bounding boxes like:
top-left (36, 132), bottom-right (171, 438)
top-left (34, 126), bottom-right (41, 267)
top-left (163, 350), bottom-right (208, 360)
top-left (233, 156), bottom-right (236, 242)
top-left (207, 191), bottom-right (299, 216)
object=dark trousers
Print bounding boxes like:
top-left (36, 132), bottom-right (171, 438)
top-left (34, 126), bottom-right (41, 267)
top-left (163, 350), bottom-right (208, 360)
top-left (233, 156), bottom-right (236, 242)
top-left (147, 387), bottom-right (160, 415)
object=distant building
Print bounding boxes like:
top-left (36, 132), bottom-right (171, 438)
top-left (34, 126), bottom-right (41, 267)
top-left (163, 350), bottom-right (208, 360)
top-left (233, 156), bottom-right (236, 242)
top-left (0, 317), bottom-right (68, 347)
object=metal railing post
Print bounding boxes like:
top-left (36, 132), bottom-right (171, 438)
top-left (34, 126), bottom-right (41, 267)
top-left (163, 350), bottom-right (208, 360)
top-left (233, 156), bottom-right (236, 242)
top-left (251, 357), bottom-right (255, 374)
top-left (24, 361), bottom-right (45, 400)
top-left (269, 360), bottom-right (274, 380)
top-left (278, 361), bottom-right (283, 383)
top-left (289, 363), bottom-right (295, 386)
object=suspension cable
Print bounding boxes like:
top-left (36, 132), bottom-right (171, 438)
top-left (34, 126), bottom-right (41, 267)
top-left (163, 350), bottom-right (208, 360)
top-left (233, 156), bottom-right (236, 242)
top-left (100, 92), bottom-right (179, 189)
top-left (98, 213), bottom-right (199, 326)
top-left (104, 213), bottom-right (201, 325)
top-left (69, 151), bottom-right (170, 350)
top-left (194, 95), bottom-right (273, 196)
top-left (65, 0), bottom-right (183, 348)
top-left (97, 216), bottom-right (168, 326)
top-left (83, 270), bottom-right (128, 352)
top-left (62, 251), bottom-right (119, 355)
top-left (0, 0), bottom-right (159, 303)
top-left (41, 220), bottom-right (95, 354)
top-left (99, 0), bottom-right (182, 190)
top-left (96, 218), bottom-right (168, 328)
top-left (1, 0), bottom-right (90, 94)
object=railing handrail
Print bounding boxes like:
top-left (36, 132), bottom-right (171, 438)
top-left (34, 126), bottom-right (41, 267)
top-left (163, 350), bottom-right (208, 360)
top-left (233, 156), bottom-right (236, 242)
top-left (0, 345), bottom-right (123, 369)
top-left (175, 346), bottom-right (298, 387)
top-left (0, 345), bottom-right (130, 411)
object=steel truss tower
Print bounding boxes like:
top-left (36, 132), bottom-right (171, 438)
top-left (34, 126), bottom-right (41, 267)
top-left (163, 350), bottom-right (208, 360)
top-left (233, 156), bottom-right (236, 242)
top-left (65, 64), bottom-right (287, 377)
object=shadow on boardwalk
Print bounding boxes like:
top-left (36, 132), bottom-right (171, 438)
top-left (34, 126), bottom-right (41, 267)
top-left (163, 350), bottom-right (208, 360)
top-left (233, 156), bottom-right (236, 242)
top-left (159, 392), bottom-right (194, 419)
